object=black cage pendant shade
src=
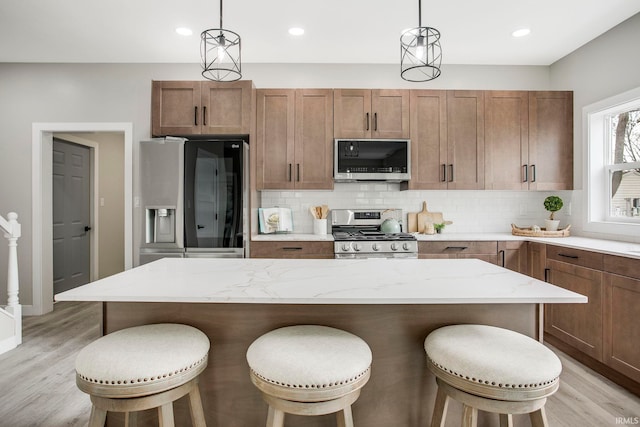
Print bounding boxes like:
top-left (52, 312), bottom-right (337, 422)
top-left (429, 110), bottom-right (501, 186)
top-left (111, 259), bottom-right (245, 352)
top-left (400, 0), bottom-right (442, 82)
top-left (201, 0), bottom-right (242, 82)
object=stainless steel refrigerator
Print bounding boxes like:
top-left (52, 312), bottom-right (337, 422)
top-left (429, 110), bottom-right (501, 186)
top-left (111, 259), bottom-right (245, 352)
top-left (139, 137), bottom-right (248, 265)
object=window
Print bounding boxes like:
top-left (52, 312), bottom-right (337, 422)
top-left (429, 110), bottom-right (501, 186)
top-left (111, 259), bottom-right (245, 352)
top-left (607, 109), bottom-right (640, 219)
top-left (585, 86), bottom-right (640, 235)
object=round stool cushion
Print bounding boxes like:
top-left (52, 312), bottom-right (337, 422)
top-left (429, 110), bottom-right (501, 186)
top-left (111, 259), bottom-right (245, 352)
top-left (76, 323), bottom-right (210, 398)
top-left (246, 325), bottom-right (372, 400)
top-left (424, 325), bottom-right (561, 400)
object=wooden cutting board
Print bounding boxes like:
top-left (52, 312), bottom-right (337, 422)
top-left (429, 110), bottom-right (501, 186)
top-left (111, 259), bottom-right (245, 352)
top-left (417, 202), bottom-right (445, 233)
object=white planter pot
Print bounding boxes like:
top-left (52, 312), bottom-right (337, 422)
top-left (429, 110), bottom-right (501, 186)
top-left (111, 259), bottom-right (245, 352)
top-left (545, 219), bottom-right (560, 231)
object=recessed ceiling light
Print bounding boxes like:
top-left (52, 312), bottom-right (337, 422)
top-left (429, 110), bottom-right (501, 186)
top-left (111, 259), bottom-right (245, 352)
top-left (288, 27), bottom-right (305, 36)
top-left (512, 28), bottom-right (531, 38)
top-left (176, 27), bottom-right (193, 36)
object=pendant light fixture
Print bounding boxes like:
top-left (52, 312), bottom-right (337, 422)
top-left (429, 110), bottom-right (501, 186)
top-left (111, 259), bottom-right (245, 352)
top-left (400, 0), bottom-right (442, 82)
top-left (201, 0), bottom-right (241, 82)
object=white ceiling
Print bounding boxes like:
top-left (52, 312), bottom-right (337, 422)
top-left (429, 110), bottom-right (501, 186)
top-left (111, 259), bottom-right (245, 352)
top-left (1, 0), bottom-right (639, 66)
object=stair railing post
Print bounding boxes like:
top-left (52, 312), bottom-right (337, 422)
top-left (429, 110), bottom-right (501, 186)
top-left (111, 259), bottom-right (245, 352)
top-left (4, 212), bottom-right (21, 307)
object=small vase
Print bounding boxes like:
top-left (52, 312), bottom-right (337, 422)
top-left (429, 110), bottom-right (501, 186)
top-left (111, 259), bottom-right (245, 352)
top-left (545, 219), bottom-right (560, 231)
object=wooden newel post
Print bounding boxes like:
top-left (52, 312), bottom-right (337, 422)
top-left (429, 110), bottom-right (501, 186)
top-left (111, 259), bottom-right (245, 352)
top-left (4, 212), bottom-right (21, 307)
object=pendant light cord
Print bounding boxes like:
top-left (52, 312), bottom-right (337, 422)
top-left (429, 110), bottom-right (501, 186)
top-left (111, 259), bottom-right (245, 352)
top-left (418, 0), bottom-right (422, 28)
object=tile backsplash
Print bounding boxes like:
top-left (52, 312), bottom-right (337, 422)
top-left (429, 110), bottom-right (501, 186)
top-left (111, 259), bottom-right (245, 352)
top-left (260, 183), bottom-right (574, 234)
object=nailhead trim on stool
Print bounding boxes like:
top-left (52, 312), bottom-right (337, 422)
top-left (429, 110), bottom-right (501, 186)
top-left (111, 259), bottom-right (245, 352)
top-left (75, 323), bottom-right (210, 427)
top-left (246, 325), bottom-right (372, 426)
top-left (424, 324), bottom-right (562, 427)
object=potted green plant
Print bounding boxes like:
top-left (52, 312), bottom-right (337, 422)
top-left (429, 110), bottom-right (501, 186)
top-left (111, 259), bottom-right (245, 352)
top-left (543, 195), bottom-right (563, 231)
top-left (433, 223), bottom-right (445, 234)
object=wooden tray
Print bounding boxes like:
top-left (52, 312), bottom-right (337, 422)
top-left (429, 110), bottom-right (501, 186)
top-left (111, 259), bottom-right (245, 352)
top-left (511, 223), bottom-right (571, 237)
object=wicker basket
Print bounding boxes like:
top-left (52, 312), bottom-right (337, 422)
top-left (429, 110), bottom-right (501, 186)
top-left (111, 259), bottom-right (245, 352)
top-left (511, 223), bottom-right (571, 237)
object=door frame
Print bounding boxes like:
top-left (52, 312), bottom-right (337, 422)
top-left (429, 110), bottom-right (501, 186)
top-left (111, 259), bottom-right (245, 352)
top-left (31, 122), bottom-right (133, 315)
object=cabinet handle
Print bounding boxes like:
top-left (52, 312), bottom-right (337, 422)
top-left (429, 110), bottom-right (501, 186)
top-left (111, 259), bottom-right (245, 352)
top-left (558, 253), bottom-right (579, 259)
top-left (288, 163), bottom-right (292, 182)
top-left (544, 268), bottom-right (550, 282)
top-left (203, 106), bottom-right (207, 126)
top-left (530, 164), bottom-right (536, 182)
top-left (441, 164), bottom-right (447, 182)
top-left (522, 164), bottom-right (528, 182)
top-left (365, 113), bottom-right (370, 131)
top-left (194, 106), bottom-right (198, 126)
top-left (296, 163), bottom-right (300, 182)
top-left (499, 250), bottom-right (505, 267)
top-left (445, 246), bottom-right (468, 251)
top-left (374, 112), bottom-right (378, 131)
top-left (282, 247), bottom-right (303, 251)
top-left (448, 164), bottom-right (454, 182)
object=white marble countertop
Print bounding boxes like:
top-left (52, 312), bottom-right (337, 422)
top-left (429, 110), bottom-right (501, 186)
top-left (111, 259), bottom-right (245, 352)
top-left (252, 232), bottom-right (640, 260)
top-left (55, 258), bottom-right (586, 305)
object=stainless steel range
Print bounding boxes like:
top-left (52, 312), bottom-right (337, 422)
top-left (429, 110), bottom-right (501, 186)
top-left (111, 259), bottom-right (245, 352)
top-left (331, 209), bottom-right (418, 259)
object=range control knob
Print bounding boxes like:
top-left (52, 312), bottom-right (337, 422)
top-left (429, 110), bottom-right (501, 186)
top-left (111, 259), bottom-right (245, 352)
top-left (390, 243), bottom-right (399, 251)
top-left (353, 243), bottom-right (362, 252)
top-left (403, 242), bottom-right (411, 251)
top-left (342, 243), bottom-right (351, 252)
top-left (372, 243), bottom-right (380, 251)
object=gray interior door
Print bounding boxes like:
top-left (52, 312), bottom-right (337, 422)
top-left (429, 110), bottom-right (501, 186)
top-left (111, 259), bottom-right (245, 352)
top-left (53, 138), bottom-right (91, 294)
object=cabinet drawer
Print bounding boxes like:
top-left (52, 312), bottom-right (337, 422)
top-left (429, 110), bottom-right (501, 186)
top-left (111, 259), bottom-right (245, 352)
top-left (604, 255), bottom-right (640, 280)
top-left (546, 245), bottom-right (603, 270)
top-left (418, 241), bottom-right (497, 255)
top-left (250, 241), bottom-right (334, 258)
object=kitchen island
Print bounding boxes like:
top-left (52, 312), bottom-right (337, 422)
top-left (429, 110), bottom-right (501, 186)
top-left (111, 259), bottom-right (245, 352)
top-left (56, 258), bottom-right (586, 427)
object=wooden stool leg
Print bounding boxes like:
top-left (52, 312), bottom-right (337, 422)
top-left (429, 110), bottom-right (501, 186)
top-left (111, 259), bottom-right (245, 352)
top-left (462, 404), bottom-right (478, 427)
top-left (188, 386), bottom-right (207, 427)
top-left (499, 413), bottom-right (513, 427)
top-left (88, 406), bottom-right (107, 427)
top-left (266, 406), bottom-right (285, 427)
top-left (336, 405), bottom-right (354, 427)
top-left (124, 412), bottom-right (137, 427)
top-left (529, 407), bottom-right (549, 427)
top-left (430, 384), bottom-right (450, 427)
top-left (158, 403), bottom-right (175, 427)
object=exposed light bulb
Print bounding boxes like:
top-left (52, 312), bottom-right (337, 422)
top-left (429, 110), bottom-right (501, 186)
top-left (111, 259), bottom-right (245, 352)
top-left (415, 35), bottom-right (426, 62)
top-left (217, 34), bottom-right (226, 62)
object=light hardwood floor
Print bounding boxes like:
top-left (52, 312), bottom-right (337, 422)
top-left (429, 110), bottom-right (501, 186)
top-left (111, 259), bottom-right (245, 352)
top-left (0, 301), bottom-right (639, 427)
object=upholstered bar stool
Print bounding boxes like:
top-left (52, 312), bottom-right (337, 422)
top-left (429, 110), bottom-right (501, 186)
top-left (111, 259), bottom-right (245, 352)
top-left (246, 325), bottom-right (372, 427)
top-left (424, 324), bottom-right (561, 427)
top-left (75, 323), bottom-right (210, 427)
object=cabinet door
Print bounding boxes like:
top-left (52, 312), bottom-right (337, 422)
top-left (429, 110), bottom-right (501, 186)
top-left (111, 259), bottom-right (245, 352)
top-left (256, 89), bottom-right (295, 189)
top-left (528, 91), bottom-right (573, 190)
top-left (152, 81), bottom-right (201, 136)
top-left (201, 81), bottom-right (252, 135)
top-left (498, 241), bottom-right (528, 273)
top-left (545, 259), bottom-right (603, 361)
top-left (484, 91), bottom-right (529, 190)
top-left (407, 90), bottom-right (447, 190)
top-left (418, 241), bottom-right (497, 260)
top-left (527, 241), bottom-right (546, 281)
top-left (294, 89), bottom-right (334, 190)
top-left (333, 89), bottom-right (372, 138)
top-left (603, 272), bottom-right (640, 382)
top-left (446, 91), bottom-right (485, 189)
top-left (371, 90), bottom-right (410, 139)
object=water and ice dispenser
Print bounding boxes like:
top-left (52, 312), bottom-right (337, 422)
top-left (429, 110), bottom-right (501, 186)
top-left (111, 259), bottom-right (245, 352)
top-left (145, 207), bottom-right (176, 243)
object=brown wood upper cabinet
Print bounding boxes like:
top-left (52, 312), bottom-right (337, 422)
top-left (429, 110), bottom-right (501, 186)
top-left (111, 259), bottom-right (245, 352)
top-left (484, 91), bottom-right (573, 190)
top-left (405, 90), bottom-right (484, 189)
top-left (151, 80), bottom-right (253, 136)
top-left (256, 89), bottom-right (334, 190)
top-left (333, 89), bottom-right (409, 139)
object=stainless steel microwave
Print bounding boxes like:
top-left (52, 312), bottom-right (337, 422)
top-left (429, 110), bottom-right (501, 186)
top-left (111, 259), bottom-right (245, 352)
top-left (334, 139), bottom-right (411, 182)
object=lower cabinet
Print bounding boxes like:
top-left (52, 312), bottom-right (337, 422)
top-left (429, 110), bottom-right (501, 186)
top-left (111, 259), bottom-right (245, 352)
top-left (250, 241), bottom-right (334, 259)
top-left (603, 256), bottom-right (640, 383)
top-left (527, 241), bottom-right (546, 281)
top-left (498, 241), bottom-right (528, 273)
top-left (418, 241), bottom-right (497, 264)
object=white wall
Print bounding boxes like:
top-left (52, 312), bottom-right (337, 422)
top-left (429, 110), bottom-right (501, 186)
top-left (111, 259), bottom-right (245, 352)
top-left (549, 12), bottom-right (640, 241)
